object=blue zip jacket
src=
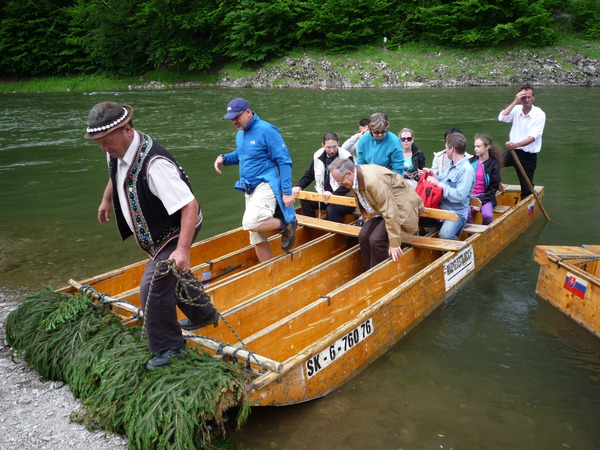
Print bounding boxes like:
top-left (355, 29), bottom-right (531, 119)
top-left (222, 113), bottom-right (296, 223)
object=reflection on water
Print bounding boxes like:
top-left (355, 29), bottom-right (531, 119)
top-left (1, 87), bottom-right (600, 449)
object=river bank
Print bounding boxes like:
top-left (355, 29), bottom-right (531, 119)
top-left (2, 41), bottom-right (599, 93)
top-left (207, 44), bottom-right (600, 89)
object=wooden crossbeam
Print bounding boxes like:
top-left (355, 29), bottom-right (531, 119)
top-left (296, 214), bottom-right (466, 252)
top-left (462, 224), bottom-right (488, 234)
top-left (295, 191), bottom-right (458, 222)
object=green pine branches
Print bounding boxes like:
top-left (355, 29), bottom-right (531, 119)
top-left (5, 287), bottom-right (251, 449)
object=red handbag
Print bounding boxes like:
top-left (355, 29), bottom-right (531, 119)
top-left (415, 170), bottom-right (443, 209)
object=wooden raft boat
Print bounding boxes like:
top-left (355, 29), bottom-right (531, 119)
top-left (533, 245), bottom-right (600, 338)
top-left (58, 185), bottom-right (543, 406)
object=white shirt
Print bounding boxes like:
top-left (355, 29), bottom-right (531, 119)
top-left (352, 169), bottom-right (378, 216)
top-left (108, 131), bottom-right (195, 232)
top-left (498, 104), bottom-right (546, 153)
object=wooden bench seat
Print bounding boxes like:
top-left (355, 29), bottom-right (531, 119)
top-left (296, 214), bottom-right (466, 252)
top-left (296, 191), bottom-right (459, 222)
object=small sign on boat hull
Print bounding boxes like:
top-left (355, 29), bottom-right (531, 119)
top-left (444, 245), bottom-right (475, 291)
top-left (306, 318), bottom-right (374, 379)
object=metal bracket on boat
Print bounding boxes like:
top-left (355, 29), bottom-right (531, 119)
top-left (201, 264), bottom-right (244, 285)
top-left (320, 295), bottom-right (331, 306)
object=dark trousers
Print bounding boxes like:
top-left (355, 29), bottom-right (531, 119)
top-left (358, 217), bottom-right (389, 270)
top-left (300, 199), bottom-right (356, 223)
top-left (139, 231), bottom-right (216, 353)
top-left (503, 149), bottom-right (537, 199)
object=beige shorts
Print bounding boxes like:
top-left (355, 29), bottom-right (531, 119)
top-left (243, 183), bottom-right (277, 245)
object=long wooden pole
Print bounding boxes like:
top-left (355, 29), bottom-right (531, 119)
top-left (509, 148), bottom-right (551, 222)
top-left (68, 279), bottom-right (284, 373)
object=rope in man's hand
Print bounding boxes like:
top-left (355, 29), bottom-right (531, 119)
top-left (145, 261), bottom-right (259, 367)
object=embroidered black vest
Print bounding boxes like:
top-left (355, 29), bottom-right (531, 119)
top-left (109, 133), bottom-right (194, 258)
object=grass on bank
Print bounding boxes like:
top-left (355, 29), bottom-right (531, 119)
top-left (1, 38), bottom-right (598, 93)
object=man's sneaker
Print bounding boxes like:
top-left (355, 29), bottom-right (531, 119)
top-left (281, 220), bottom-right (297, 251)
top-left (146, 341), bottom-right (186, 371)
top-left (179, 310), bottom-right (220, 331)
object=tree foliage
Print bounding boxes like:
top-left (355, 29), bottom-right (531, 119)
top-left (216, 0), bottom-right (299, 64)
top-left (296, 0), bottom-right (394, 52)
top-left (0, 0), bottom-right (74, 76)
top-left (0, 0), bottom-right (597, 78)
top-left (410, 0), bottom-right (557, 47)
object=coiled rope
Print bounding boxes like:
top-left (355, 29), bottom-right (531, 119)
top-left (144, 260), bottom-right (261, 369)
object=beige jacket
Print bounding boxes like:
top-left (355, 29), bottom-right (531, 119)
top-left (353, 165), bottom-right (425, 247)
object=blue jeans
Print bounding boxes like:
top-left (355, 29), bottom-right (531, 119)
top-left (438, 215), bottom-right (466, 240)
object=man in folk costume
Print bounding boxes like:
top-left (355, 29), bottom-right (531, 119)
top-left (85, 101), bottom-right (218, 370)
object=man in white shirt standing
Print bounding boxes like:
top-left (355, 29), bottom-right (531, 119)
top-left (86, 101), bottom-right (218, 371)
top-left (498, 83), bottom-right (546, 199)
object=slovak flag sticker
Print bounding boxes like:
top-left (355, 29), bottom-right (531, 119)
top-left (563, 272), bottom-right (588, 299)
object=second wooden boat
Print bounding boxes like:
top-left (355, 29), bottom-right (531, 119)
top-left (534, 244), bottom-right (600, 338)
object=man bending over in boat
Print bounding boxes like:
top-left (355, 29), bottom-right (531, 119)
top-left (215, 98), bottom-right (297, 262)
top-left (86, 101), bottom-right (219, 371)
top-left (329, 158), bottom-right (424, 270)
top-left (292, 132), bottom-right (356, 223)
top-left (425, 132), bottom-right (475, 240)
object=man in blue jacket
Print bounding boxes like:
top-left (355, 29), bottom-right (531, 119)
top-left (215, 98), bottom-right (297, 262)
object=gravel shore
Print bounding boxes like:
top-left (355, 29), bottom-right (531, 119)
top-left (0, 296), bottom-right (128, 450)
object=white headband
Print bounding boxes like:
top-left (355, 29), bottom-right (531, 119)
top-left (86, 108), bottom-right (129, 133)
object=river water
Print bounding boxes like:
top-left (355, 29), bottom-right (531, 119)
top-left (1, 87), bottom-right (599, 449)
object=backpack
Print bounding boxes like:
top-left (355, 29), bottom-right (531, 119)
top-left (415, 170), bottom-right (443, 209)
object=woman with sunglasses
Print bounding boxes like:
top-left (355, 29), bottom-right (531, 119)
top-left (399, 127), bottom-right (426, 188)
top-left (356, 113), bottom-right (404, 175)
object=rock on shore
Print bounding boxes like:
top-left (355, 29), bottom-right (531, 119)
top-left (124, 45), bottom-right (599, 91)
top-left (214, 47), bottom-right (599, 89)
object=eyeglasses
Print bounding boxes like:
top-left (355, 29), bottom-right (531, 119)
top-left (232, 111), bottom-right (245, 120)
top-left (371, 129), bottom-right (387, 135)
top-left (400, 136), bottom-right (413, 142)
top-left (333, 173), bottom-right (347, 184)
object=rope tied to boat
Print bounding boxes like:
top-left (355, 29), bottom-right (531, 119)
top-left (79, 284), bottom-right (143, 323)
top-left (144, 259), bottom-right (215, 338)
top-left (146, 260), bottom-right (263, 369)
top-left (556, 255), bottom-right (600, 266)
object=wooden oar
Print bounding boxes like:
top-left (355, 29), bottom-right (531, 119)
top-left (295, 191), bottom-right (459, 222)
top-left (508, 148), bottom-right (551, 222)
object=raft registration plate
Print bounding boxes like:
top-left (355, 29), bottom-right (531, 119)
top-left (306, 318), bottom-right (374, 378)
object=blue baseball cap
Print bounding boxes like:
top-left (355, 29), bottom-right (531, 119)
top-left (223, 98), bottom-right (250, 119)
